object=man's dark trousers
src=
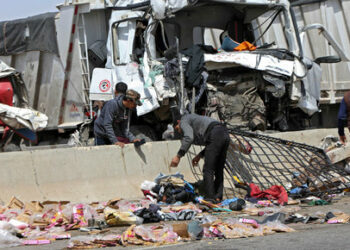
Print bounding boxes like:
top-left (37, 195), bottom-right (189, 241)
top-left (203, 124), bottom-right (230, 200)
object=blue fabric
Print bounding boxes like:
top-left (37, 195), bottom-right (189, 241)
top-left (184, 181), bottom-right (195, 194)
top-left (95, 136), bottom-right (110, 145)
top-left (93, 95), bottom-right (135, 144)
top-left (220, 36), bottom-right (239, 51)
top-left (338, 98), bottom-right (347, 136)
top-left (154, 172), bottom-right (184, 184)
top-left (290, 184), bottom-right (308, 194)
top-left (220, 198), bottom-right (238, 206)
top-left (14, 128), bottom-right (37, 142)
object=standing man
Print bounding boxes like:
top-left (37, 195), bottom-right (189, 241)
top-left (170, 112), bottom-right (230, 202)
top-left (94, 82), bottom-right (127, 118)
top-left (114, 82), bottom-right (127, 97)
top-left (338, 91), bottom-right (350, 144)
top-left (94, 89), bottom-right (142, 147)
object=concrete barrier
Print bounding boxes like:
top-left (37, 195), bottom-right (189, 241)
top-left (266, 128), bottom-right (342, 147)
top-left (0, 141), bottom-right (202, 203)
top-left (0, 128), bottom-right (343, 204)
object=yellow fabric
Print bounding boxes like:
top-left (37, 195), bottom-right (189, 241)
top-left (234, 41), bottom-right (256, 51)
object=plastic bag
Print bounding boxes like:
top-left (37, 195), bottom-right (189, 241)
top-left (134, 225), bottom-right (178, 243)
top-left (104, 207), bottom-right (143, 226)
top-left (140, 181), bottom-right (156, 191)
top-left (67, 235), bottom-right (99, 248)
top-left (263, 221), bottom-right (295, 232)
top-left (2, 209), bottom-right (22, 221)
top-left (116, 200), bottom-right (139, 212)
top-left (200, 215), bottom-right (218, 224)
top-left (0, 229), bottom-right (21, 248)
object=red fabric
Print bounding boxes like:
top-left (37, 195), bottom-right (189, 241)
top-left (116, 137), bottom-right (130, 143)
top-left (249, 183), bottom-right (288, 205)
top-left (1, 127), bottom-right (10, 140)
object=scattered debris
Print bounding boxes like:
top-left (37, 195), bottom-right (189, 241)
top-left (1, 169), bottom-right (350, 249)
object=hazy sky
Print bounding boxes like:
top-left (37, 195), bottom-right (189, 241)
top-left (0, 0), bottom-right (63, 21)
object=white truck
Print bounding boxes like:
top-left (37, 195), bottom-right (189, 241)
top-left (0, 0), bottom-right (348, 149)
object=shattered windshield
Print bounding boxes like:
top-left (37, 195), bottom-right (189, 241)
top-left (251, 8), bottom-right (288, 50)
top-left (158, 3), bottom-right (286, 54)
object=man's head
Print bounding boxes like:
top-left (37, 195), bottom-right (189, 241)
top-left (123, 89), bottom-right (142, 109)
top-left (115, 82), bottom-right (128, 96)
top-left (172, 109), bottom-right (182, 134)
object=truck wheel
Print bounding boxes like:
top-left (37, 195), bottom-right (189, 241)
top-left (129, 125), bottom-right (158, 142)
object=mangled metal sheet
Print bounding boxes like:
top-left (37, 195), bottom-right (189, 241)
top-left (190, 128), bottom-right (350, 198)
top-left (257, 0), bottom-right (350, 104)
top-left (0, 59), bottom-right (15, 78)
top-left (204, 51), bottom-right (296, 76)
top-left (0, 103), bottom-right (48, 131)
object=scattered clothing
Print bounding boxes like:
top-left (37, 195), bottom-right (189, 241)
top-left (249, 183), bottom-right (288, 205)
top-left (162, 209), bottom-right (197, 221)
top-left (181, 45), bottom-right (217, 88)
top-left (134, 204), bottom-right (162, 223)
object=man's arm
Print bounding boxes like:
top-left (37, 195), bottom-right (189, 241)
top-left (338, 98), bottom-right (347, 143)
top-left (177, 119), bottom-right (194, 157)
top-left (103, 101), bottom-right (118, 144)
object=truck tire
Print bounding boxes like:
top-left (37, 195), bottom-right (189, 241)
top-left (129, 125), bottom-right (158, 142)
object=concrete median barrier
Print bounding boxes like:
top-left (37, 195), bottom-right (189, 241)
top-left (0, 141), bottom-right (202, 203)
top-left (267, 128), bottom-right (340, 147)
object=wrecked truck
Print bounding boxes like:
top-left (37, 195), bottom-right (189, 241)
top-left (0, 60), bottom-right (48, 151)
top-left (90, 0), bottom-right (343, 133)
top-left (0, 0), bottom-right (346, 149)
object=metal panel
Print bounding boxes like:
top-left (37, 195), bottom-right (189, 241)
top-left (62, 32), bottom-right (85, 125)
top-left (55, 5), bottom-right (75, 69)
top-left (260, 0), bottom-right (350, 103)
top-left (36, 53), bottom-right (65, 128)
top-left (22, 52), bottom-right (40, 108)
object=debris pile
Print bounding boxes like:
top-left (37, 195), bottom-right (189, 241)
top-left (1, 169), bottom-right (350, 249)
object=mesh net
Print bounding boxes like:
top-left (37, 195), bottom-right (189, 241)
top-left (188, 128), bottom-right (350, 198)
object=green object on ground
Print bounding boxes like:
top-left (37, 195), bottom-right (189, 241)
top-left (308, 199), bottom-right (330, 206)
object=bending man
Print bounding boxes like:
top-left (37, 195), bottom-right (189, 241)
top-left (94, 89), bottom-right (142, 147)
top-left (170, 112), bottom-right (230, 202)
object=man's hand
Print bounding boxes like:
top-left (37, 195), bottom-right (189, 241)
top-left (192, 154), bottom-right (201, 166)
top-left (170, 155), bottom-right (180, 167)
top-left (114, 141), bottom-right (125, 148)
top-left (340, 135), bottom-right (347, 144)
top-left (132, 139), bottom-right (141, 143)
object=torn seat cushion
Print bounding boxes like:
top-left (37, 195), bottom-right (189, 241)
top-left (0, 78), bottom-right (13, 126)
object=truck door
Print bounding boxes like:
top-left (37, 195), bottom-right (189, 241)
top-left (108, 11), bottom-right (159, 116)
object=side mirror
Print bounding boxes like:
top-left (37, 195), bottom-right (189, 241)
top-left (314, 56), bottom-right (341, 64)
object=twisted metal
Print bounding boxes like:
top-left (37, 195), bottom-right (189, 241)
top-left (189, 128), bottom-right (350, 198)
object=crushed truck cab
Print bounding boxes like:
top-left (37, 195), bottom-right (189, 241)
top-left (1, 0), bottom-right (348, 149)
top-left (90, 0), bottom-right (326, 132)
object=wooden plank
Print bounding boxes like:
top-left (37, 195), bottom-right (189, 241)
top-left (327, 144), bottom-right (350, 164)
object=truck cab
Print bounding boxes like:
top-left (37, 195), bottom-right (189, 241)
top-left (90, 0), bottom-right (320, 133)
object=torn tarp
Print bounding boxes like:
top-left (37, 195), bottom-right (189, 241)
top-left (0, 12), bottom-right (59, 56)
top-left (204, 51), bottom-right (295, 76)
top-left (0, 103), bottom-right (48, 131)
top-left (0, 60), bottom-right (15, 78)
